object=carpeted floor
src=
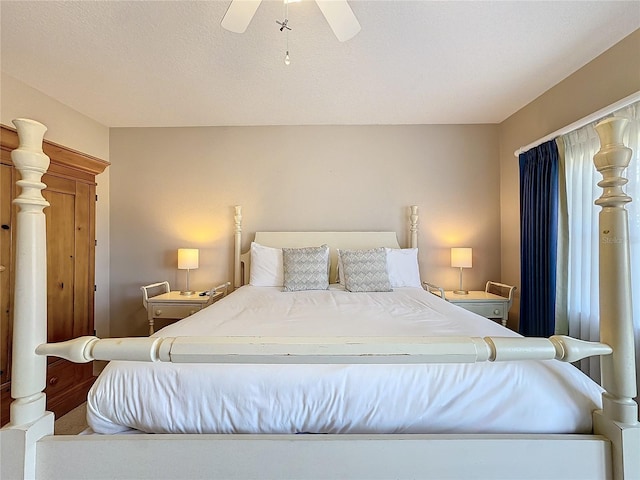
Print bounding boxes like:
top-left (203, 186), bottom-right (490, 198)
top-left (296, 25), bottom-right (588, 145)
top-left (54, 402), bottom-right (88, 435)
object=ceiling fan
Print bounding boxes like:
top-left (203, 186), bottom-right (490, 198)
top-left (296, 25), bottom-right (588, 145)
top-left (221, 0), bottom-right (361, 42)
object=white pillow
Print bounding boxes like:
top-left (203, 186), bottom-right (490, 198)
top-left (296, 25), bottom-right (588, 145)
top-left (385, 248), bottom-right (421, 288)
top-left (250, 242), bottom-right (284, 287)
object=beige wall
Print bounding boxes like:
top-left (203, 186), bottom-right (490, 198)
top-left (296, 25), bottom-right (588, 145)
top-left (110, 125), bottom-right (500, 336)
top-left (1, 73), bottom-right (112, 337)
top-left (4, 28), bottom-right (637, 338)
top-left (498, 29), bottom-right (640, 330)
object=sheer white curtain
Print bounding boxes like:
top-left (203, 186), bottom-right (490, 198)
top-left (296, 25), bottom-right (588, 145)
top-left (561, 102), bottom-right (640, 398)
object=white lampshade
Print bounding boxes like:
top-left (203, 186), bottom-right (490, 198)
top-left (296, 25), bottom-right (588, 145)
top-left (178, 248), bottom-right (199, 270)
top-left (451, 248), bottom-right (472, 269)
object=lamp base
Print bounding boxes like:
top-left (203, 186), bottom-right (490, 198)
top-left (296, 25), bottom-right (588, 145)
top-left (453, 289), bottom-right (469, 295)
top-left (180, 290), bottom-right (195, 296)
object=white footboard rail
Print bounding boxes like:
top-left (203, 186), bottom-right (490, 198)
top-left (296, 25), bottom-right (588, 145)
top-left (36, 333), bottom-right (613, 366)
top-left (1, 117), bottom-right (638, 480)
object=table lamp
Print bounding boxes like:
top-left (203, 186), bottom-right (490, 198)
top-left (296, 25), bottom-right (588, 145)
top-left (178, 248), bottom-right (199, 295)
top-left (451, 247), bottom-right (472, 295)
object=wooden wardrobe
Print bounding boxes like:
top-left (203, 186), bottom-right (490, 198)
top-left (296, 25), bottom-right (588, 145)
top-left (0, 125), bottom-right (109, 426)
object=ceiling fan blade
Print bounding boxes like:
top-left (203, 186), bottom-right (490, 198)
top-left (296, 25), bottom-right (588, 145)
top-left (315, 0), bottom-right (361, 42)
top-left (221, 0), bottom-right (262, 34)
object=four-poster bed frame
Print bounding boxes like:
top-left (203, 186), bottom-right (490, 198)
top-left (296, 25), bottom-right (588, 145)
top-left (1, 117), bottom-right (638, 479)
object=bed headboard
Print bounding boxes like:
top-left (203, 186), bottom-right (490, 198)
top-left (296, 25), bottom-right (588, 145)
top-left (234, 206), bottom-right (419, 288)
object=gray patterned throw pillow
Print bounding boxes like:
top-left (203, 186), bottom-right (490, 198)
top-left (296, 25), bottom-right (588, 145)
top-left (340, 248), bottom-right (392, 292)
top-left (282, 245), bottom-right (330, 291)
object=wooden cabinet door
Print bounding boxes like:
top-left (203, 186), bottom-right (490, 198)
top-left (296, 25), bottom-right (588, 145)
top-left (40, 174), bottom-right (96, 419)
top-left (42, 175), bottom-right (95, 345)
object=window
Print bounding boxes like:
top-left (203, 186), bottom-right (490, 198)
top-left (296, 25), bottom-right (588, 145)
top-left (561, 102), bottom-right (639, 396)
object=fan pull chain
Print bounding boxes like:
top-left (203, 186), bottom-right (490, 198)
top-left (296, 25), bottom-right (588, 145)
top-left (284, 1), bottom-right (290, 65)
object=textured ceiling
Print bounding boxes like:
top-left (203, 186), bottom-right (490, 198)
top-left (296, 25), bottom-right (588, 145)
top-left (1, 1), bottom-right (639, 127)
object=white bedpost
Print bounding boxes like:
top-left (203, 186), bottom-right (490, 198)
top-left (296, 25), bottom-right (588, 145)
top-left (0, 119), bottom-right (54, 480)
top-left (591, 117), bottom-right (639, 480)
top-left (409, 205), bottom-right (418, 248)
top-left (234, 205), bottom-right (242, 289)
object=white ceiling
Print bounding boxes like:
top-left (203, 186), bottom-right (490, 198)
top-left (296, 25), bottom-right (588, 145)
top-left (1, 1), bottom-right (639, 127)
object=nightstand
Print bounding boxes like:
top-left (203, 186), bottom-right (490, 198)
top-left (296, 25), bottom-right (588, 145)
top-left (424, 281), bottom-right (515, 327)
top-left (142, 282), bottom-right (229, 335)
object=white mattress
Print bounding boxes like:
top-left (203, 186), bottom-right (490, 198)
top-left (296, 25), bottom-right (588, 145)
top-left (87, 285), bottom-right (603, 435)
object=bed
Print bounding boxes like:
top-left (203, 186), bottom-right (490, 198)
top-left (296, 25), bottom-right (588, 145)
top-left (86, 284), bottom-right (603, 436)
top-left (1, 117), bottom-right (638, 480)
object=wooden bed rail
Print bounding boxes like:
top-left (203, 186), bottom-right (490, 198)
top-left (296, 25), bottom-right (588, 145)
top-left (593, 118), bottom-right (637, 425)
top-left (35, 334), bottom-right (612, 365)
top-left (8, 119), bottom-right (50, 429)
top-left (591, 117), bottom-right (639, 480)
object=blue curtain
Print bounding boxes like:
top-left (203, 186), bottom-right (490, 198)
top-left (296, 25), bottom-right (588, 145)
top-left (519, 140), bottom-right (559, 337)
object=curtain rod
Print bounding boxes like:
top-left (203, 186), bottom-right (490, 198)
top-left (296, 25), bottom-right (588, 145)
top-left (513, 91), bottom-right (640, 157)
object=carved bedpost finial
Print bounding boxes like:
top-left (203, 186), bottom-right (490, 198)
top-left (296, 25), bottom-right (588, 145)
top-left (9, 118), bottom-right (51, 429)
top-left (409, 205), bottom-right (418, 249)
top-left (594, 117), bottom-right (632, 210)
top-left (234, 205), bottom-right (242, 235)
top-left (593, 116), bottom-right (637, 427)
top-left (234, 206), bottom-right (243, 289)
top-left (12, 119), bottom-right (50, 213)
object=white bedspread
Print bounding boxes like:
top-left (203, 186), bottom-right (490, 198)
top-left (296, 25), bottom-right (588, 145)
top-left (87, 286), bottom-right (603, 434)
